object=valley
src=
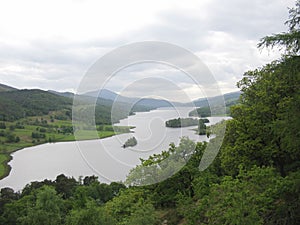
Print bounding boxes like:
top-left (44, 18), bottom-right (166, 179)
top-left (0, 83), bottom-right (240, 180)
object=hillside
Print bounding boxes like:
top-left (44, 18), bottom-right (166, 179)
top-left (193, 91), bottom-right (241, 108)
top-left (0, 89), bottom-right (73, 121)
top-left (189, 91), bottom-right (241, 116)
top-left (48, 90), bottom-right (75, 98)
top-left (84, 89), bottom-right (179, 108)
top-left (0, 83), bottom-right (156, 125)
top-left (0, 83), bottom-right (241, 123)
top-left (84, 89), bottom-right (118, 101)
top-left (0, 83), bottom-right (17, 92)
top-left (0, 88), bottom-right (136, 125)
top-left (50, 88), bottom-right (241, 111)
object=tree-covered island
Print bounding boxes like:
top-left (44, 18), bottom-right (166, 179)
top-left (165, 117), bottom-right (209, 128)
top-left (123, 136), bottom-right (137, 148)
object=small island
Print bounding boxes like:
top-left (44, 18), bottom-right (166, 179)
top-left (165, 118), bottom-right (198, 128)
top-left (123, 136), bottom-right (137, 148)
top-left (165, 117), bottom-right (209, 136)
top-left (165, 117), bottom-right (209, 128)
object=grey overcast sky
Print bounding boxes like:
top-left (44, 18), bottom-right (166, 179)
top-left (0, 0), bottom-right (295, 101)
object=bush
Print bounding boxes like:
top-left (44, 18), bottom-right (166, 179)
top-left (0, 122), bottom-right (6, 129)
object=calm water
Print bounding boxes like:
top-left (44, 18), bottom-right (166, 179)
top-left (0, 107), bottom-right (229, 190)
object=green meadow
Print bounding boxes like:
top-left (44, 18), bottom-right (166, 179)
top-left (0, 115), bottom-right (132, 179)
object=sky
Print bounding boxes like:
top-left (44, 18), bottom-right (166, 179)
top-left (0, 0), bottom-right (296, 101)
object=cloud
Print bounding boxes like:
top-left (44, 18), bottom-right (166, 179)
top-left (0, 0), bottom-right (295, 98)
top-left (205, 0), bottom-right (294, 39)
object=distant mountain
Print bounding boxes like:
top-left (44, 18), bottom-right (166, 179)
top-left (224, 91), bottom-right (242, 100)
top-left (0, 84), bottom-right (154, 124)
top-left (48, 90), bottom-right (74, 98)
top-left (135, 98), bottom-right (173, 108)
top-left (84, 89), bottom-right (118, 101)
top-left (0, 82), bottom-right (241, 122)
top-left (83, 89), bottom-right (181, 109)
top-left (84, 89), bottom-right (241, 109)
top-left (0, 83), bottom-right (17, 92)
top-left (193, 91), bottom-right (241, 107)
top-left (190, 91), bottom-right (241, 116)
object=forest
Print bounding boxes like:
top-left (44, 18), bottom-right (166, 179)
top-left (0, 1), bottom-right (299, 224)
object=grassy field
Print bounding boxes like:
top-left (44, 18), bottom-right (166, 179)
top-left (0, 115), bottom-right (132, 179)
top-left (0, 154), bottom-right (11, 179)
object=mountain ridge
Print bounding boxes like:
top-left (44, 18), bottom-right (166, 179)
top-left (0, 81), bottom-right (241, 107)
top-left (0, 83), bottom-right (18, 92)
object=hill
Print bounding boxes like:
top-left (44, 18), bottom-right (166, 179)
top-left (193, 91), bottom-right (241, 108)
top-left (52, 88), bottom-right (240, 110)
top-left (0, 82), bottom-right (241, 123)
top-left (84, 89), bottom-right (118, 101)
top-left (0, 84), bottom-right (154, 124)
top-left (0, 83), bottom-right (17, 92)
top-left (190, 91), bottom-right (241, 116)
top-left (83, 89), bottom-right (179, 108)
top-left (0, 89), bottom-right (73, 121)
top-left (48, 90), bottom-right (75, 98)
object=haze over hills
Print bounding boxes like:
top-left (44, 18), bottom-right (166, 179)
top-left (0, 82), bottom-right (241, 122)
top-left (83, 89), bottom-right (176, 108)
top-left (0, 83), bottom-right (157, 124)
top-left (193, 91), bottom-right (242, 108)
top-left (83, 89), bottom-right (118, 101)
top-left (83, 89), bottom-right (241, 108)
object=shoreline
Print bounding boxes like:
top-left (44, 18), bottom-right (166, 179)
top-left (0, 154), bottom-right (12, 180)
top-left (0, 109), bottom-right (225, 181)
top-left (0, 130), bottom-right (133, 181)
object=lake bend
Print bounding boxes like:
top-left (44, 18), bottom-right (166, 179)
top-left (0, 107), bottom-right (229, 190)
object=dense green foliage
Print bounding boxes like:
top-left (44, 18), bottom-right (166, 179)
top-left (0, 175), bottom-right (126, 225)
top-left (198, 119), bottom-right (206, 135)
top-left (1, 131), bottom-right (298, 224)
top-left (0, 90), bottom-right (72, 121)
top-left (218, 2), bottom-right (300, 177)
top-left (221, 56), bottom-right (300, 177)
